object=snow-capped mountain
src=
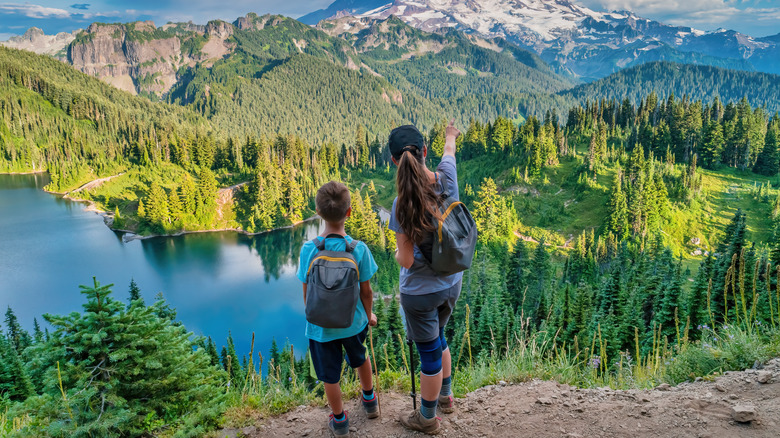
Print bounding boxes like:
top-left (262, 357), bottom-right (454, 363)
top-left (300, 0), bottom-right (780, 80)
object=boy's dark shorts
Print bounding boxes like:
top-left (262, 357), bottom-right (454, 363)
top-left (309, 326), bottom-right (368, 384)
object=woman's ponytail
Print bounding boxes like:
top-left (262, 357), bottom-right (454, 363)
top-left (396, 147), bottom-right (440, 245)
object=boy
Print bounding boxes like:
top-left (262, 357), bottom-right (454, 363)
top-left (297, 181), bottom-right (380, 437)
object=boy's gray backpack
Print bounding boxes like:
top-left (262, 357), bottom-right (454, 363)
top-left (305, 235), bottom-right (361, 329)
top-left (429, 174), bottom-right (478, 276)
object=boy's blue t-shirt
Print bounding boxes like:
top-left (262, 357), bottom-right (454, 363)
top-left (297, 235), bottom-right (378, 343)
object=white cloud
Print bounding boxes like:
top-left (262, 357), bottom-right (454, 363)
top-left (0, 3), bottom-right (71, 19)
top-left (0, 32), bottom-right (15, 40)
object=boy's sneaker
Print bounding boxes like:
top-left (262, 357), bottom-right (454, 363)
top-left (362, 393), bottom-right (380, 419)
top-left (399, 410), bottom-right (440, 434)
top-left (437, 394), bottom-right (454, 414)
top-left (328, 411), bottom-right (349, 437)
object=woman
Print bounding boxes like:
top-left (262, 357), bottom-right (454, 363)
top-left (388, 120), bottom-right (462, 434)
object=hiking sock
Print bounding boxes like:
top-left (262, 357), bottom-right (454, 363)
top-left (333, 411), bottom-right (346, 422)
top-left (421, 397), bottom-right (438, 419)
top-left (440, 376), bottom-right (452, 397)
top-left (362, 388), bottom-right (375, 400)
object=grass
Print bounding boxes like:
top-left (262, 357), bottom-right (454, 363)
top-left (213, 316), bottom-right (780, 434)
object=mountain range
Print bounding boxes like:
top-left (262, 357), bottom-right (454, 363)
top-left (300, 0), bottom-right (780, 80)
top-left (1, 2), bottom-right (779, 144)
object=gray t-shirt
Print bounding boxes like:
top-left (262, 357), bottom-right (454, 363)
top-left (389, 155), bottom-right (463, 295)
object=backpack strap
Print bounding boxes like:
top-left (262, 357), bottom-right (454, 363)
top-left (313, 234), bottom-right (359, 253)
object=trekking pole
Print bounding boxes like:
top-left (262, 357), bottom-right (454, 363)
top-left (369, 326), bottom-right (382, 417)
top-left (407, 339), bottom-right (417, 411)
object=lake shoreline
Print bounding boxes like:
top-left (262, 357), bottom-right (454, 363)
top-left (4, 170), bottom-right (321, 242)
top-left (55, 191), bottom-right (320, 243)
top-left (0, 170), bottom-right (48, 175)
top-left (119, 216), bottom-right (321, 242)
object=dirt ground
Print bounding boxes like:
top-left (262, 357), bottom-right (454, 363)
top-left (221, 358), bottom-right (780, 438)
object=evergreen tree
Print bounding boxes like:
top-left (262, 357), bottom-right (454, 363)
top-left (20, 278), bottom-right (226, 436)
top-left (386, 293), bottom-right (406, 368)
top-left (4, 306), bottom-right (31, 353)
top-left (0, 335), bottom-right (34, 401)
top-left (753, 124), bottom-right (779, 176)
top-left (607, 169), bottom-right (629, 240)
top-left (32, 317), bottom-right (43, 343)
top-left (128, 278), bottom-right (143, 306)
top-left (206, 336), bottom-right (220, 367)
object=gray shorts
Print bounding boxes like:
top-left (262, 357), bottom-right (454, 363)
top-left (400, 280), bottom-right (462, 343)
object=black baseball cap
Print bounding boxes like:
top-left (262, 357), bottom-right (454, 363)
top-left (388, 125), bottom-right (425, 160)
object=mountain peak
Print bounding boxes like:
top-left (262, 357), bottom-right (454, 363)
top-left (308, 0), bottom-right (779, 79)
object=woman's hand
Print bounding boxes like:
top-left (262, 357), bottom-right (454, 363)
top-left (445, 118), bottom-right (461, 140)
top-left (443, 118), bottom-right (460, 158)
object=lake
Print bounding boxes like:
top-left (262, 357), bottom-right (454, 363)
top-left (0, 173), bottom-right (322, 367)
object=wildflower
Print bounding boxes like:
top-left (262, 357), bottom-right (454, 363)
top-left (729, 334), bottom-right (734, 339)
top-left (697, 325), bottom-right (702, 330)
top-left (589, 356), bottom-right (601, 369)
top-left (288, 377), bottom-right (293, 381)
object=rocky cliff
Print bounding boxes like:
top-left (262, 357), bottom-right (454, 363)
top-left (67, 20), bottom-right (235, 97)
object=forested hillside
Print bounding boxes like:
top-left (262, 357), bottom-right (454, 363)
top-left (167, 15), bottom-right (573, 143)
top-left (564, 62), bottom-right (780, 114)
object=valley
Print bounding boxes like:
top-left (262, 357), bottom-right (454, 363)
top-left (0, 1), bottom-right (779, 437)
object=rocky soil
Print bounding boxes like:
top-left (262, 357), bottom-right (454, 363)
top-left (222, 358), bottom-right (780, 437)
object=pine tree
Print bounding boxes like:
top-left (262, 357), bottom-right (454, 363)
top-left (607, 169), bottom-right (629, 240)
top-left (386, 293), bottom-right (406, 368)
top-left (146, 181), bottom-right (169, 229)
top-left (0, 335), bottom-right (34, 401)
top-left (137, 198), bottom-right (146, 220)
top-left (5, 306), bottom-right (31, 353)
top-left (753, 124), bottom-right (779, 176)
top-left (688, 254), bottom-right (714, 335)
top-left (526, 240), bottom-right (550, 325)
top-left (506, 240), bottom-right (529, 310)
top-left (20, 278), bottom-right (226, 435)
top-left (32, 317), bottom-right (43, 343)
top-left (128, 278), bottom-right (143, 306)
top-left (180, 173), bottom-right (197, 216)
top-left (206, 336), bottom-right (220, 367)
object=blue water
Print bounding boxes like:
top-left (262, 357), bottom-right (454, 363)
top-left (0, 173), bottom-right (322, 365)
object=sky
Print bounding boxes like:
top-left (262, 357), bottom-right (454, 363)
top-left (0, 0), bottom-right (778, 40)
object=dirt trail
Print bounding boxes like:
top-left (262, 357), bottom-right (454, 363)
top-left (223, 358), bottom-right (780, 437)
top-left (216, 181), bottom-right (248, 221)
top-left (66, 172), bottom-right (125, 194)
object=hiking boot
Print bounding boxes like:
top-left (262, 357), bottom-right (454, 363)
top-left (328, 411), bottom-right (349, 437)
top-left (437, 394), bottom-right (454, 414)
top-left (400, 409), bottom-right (440, 434)
top-left (362, 393), bottom-right (380, 419)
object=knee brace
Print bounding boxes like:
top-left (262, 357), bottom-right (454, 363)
top-left (415, 338), bottom-right (443, 376)
top-left (439, 327), bottom-right (448, 351)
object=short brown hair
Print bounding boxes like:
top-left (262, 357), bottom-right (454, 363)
top-left (316, 181), bottom-right (351, 223)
